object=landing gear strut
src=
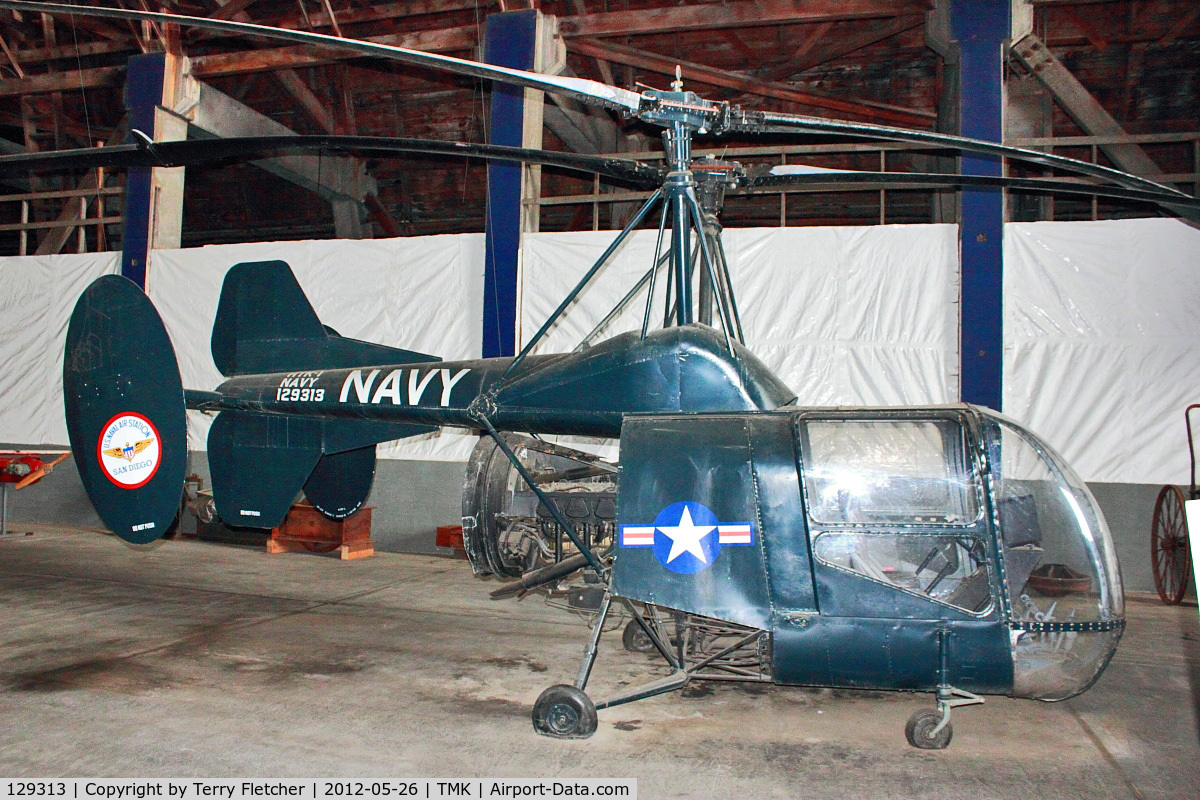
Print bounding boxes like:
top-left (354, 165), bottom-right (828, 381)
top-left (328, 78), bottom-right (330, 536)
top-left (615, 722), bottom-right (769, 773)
top-left (907, 630), bottom-right (984, 749)
top-left (905, 686), bottom-right (984, 749)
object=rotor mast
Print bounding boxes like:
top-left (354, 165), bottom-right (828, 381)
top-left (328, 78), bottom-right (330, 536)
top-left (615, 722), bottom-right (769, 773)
top-left (644, 69), bottom-right (743, 344)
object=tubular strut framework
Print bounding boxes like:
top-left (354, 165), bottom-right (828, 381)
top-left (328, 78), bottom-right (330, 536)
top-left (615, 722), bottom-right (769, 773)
top-left (474, 415), bottom-right (606, 576)
top-left (495, 188), bottom-right (664, 389)
top-left (571, 595), bottom-right (772, 710)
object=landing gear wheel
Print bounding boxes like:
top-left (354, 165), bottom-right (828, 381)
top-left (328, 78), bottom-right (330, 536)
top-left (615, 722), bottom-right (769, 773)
top-left (1152, 484), bottom-right (1191, 605)
top-left (622, 618), bottom-right (656, 653)
top-left (532, 684), bottom-right (597, 739)
top-left (906, 709), bottom-right (952, 750)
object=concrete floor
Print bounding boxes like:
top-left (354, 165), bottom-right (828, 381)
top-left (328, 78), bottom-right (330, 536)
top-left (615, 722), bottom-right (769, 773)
top-left (1, 526), bottom-right (1197, 799)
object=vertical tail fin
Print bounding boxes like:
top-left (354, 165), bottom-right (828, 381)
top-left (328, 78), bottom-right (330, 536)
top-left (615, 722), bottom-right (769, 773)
top-left (64, 275), bottom-right (187, 543)
top-left (206, 260), bottom-right (440, 526)
top-left (211, 260), bottom-right (439, 375)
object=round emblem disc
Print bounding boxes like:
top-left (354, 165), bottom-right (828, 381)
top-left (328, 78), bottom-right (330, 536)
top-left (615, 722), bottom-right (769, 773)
top-left (96, 412), bottom-right (162, 489)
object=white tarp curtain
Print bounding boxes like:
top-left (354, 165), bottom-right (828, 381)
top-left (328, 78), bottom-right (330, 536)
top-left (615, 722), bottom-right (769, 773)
top-left (522, 224), bottom-right (961, 400)
top-left (147, 235), bottom-right (485, 461)
top-left (0, 252), bottom-right (121, 446)
top-left (1004, 218), bottom-right (1200, 485)
top-left (520, 224), bottom-right (960, 460)
top-left (5, 219), bottom-right (1197, 483)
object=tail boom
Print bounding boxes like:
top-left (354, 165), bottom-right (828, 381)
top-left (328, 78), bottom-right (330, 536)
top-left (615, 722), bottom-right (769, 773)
top-left (195, 326), bottom-right (796, 439)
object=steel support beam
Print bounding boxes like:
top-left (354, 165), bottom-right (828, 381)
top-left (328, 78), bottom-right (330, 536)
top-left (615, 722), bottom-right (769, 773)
top-left (120, 52), bottom-right (187, 286)
top-left (950, 0), bottom-right (1008, 412)
top-left (482, 9), bottom-right (556, 358)
top-left (187, 78), bottom-right (374, 238)
top-left (1011, 33), bottom-right (1161, 177)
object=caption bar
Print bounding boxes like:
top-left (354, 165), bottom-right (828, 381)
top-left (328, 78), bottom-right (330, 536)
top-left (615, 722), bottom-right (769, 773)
top-left (1, 782), bottom-right (635, 800)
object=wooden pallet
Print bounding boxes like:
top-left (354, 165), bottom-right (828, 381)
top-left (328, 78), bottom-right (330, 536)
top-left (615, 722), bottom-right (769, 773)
top-left (268, 502), bottom-right (374, 560)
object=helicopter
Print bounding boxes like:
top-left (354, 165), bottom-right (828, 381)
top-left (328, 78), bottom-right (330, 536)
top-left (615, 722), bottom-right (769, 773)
top-left (6, 0), bottom-right (1193, 748)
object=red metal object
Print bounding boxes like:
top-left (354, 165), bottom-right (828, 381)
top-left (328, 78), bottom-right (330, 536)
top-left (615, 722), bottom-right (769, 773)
top-left (0, 451), bottom-right (70, 538)
top-left (269, 501), bottom-right (375, 560)
top-left (0, 454), bottom-right (45, 484)
top-left (436, 524), bottom-right (464, 549)
top-left (436, 524), bottom-right (468, 559)
top-left (0, 452), bottom-right (69, 489)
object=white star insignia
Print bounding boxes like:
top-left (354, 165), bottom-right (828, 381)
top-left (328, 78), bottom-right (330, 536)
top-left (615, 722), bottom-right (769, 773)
top-left (657, 506), bottom-right (715, 564)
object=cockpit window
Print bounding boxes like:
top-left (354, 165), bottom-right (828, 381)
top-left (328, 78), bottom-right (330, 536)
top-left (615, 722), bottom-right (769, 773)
top-left (981, 411), bottom-right (1125, 700)
top-left (801, 419), bottom-right (980, 526)
top-left (799, 415), bottom-right (993, 615)
top-left (986, 416), bottom-right (1122, 624)
top-left (813, 532), bottom-right (993, 613)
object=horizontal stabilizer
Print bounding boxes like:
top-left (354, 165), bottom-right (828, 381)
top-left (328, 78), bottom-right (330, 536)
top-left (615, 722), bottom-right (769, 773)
top-left (208, 411), bottom-right (322, 528)
top-left (207, 411), bottom-right (435, 528)
top-left (211, 260), bottom-right (438, 376)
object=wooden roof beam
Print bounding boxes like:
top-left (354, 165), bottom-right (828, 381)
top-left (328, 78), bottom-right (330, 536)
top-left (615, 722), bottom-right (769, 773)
top-left (272, 69), bottom-right (336, 133)
top-left (188, 25), bottom-right (477, 77)
top-left (1160, 5), bottom-right (1200, 46)
top-left (768, 15), bottom-right (924, 80)
top-left (717, 14), bottom-right (923, 105)
top-left (11, 39), bottom-right (129, 63)
top-left (568, 37), bottom-right (934, 125)
top-left (266, 0), bottom-right (492, 32)
top-left (1058, 7), bottom-right (1110, 50)
top-left (566, 0), bottom-right (615, 86)
top-left (0, 18), bottom-right (478, 95)
top-left (60, 13), bottom-right (134, 45)
top-left (210, 0), bottom-right (338, 138)
top-left (0, 3), bottom-right (932, 98)
top-left (208, 0), bottom-right (263, 22)
top-left (0, 63), bottom-right (123, 97)
top-left (1011, 34), bottom-right (1161, 177)
top-left (556, 0), bottom-right (932, 38)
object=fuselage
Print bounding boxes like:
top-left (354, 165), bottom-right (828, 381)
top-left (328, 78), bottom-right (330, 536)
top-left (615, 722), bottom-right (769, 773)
top-left (189, 325), bottom-right (798, 438)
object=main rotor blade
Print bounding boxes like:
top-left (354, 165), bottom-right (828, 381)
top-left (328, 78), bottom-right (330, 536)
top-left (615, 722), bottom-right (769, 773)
top-left (0, 1), bottom-right (640, 114)
top-left (738, 168), bottom-right (1200, 212)
top-left (734, 110), bottom-right (1192, 201)
top-left (11, 2), bottom-right (1191, 220)
top-left (0, 134), bottom-right (664, 187)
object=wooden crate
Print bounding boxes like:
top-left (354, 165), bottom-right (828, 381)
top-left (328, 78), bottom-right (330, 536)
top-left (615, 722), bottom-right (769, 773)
top-left (268, 502), bottom-right (374, 560)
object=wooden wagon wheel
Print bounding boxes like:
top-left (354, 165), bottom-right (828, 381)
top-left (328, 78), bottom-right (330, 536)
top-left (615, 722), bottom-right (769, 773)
top-left (1151, 484), bottom-right (1192, 605)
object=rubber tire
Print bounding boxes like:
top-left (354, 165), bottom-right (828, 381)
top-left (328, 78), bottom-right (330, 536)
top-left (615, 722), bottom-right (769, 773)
top-left (905, 709), bottom-right (952, 749)
top-left (622, 618), bottom-right (656, 653)
top-left (532, 684), bottom-right (598, 739)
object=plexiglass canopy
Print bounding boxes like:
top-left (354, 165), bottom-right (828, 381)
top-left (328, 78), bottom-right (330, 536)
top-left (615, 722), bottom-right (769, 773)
top-left (981, 410), bottom-right (1124, 700)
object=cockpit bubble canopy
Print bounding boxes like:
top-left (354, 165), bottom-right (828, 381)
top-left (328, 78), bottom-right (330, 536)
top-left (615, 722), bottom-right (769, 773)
top-left (982, 410), bottom-right (1123, 701)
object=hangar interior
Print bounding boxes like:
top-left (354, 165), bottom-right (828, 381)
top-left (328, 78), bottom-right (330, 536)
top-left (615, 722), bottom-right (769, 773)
top-left (0, 0), bottom-right (1199, 791)
top-left (0, 0), bottom-right (1197, 590)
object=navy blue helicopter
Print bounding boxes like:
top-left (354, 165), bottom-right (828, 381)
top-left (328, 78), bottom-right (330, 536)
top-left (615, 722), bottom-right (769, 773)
top-left (9, 0), bottom-right (1183, 748)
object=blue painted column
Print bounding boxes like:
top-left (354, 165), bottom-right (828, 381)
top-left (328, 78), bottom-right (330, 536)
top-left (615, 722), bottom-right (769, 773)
top-left (121, 52), bottom-right (168, 288)
top-left (951, 1), bottom-right (1008, 411)
top-left (482, 10), bottom-right (538, 358)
